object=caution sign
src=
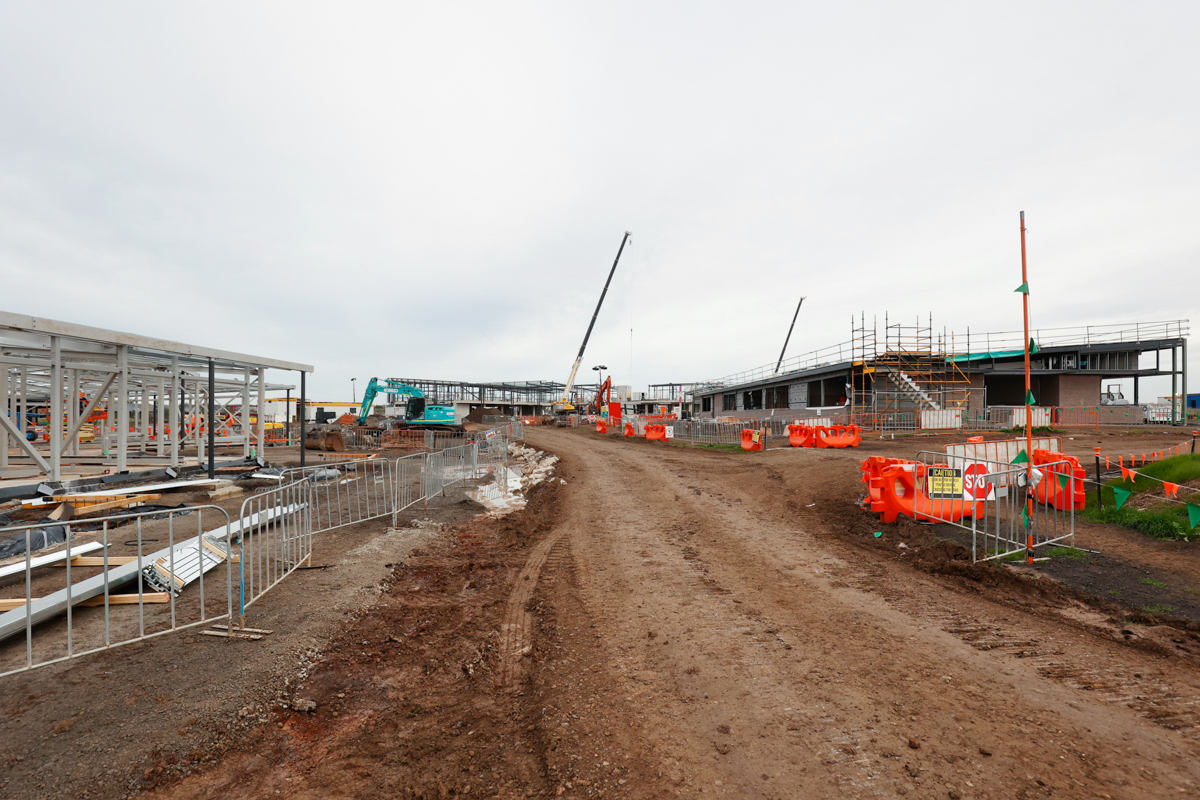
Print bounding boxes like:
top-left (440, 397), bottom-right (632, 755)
top-left (927, 466), bottom-right (962, 499)
top-left (665, 425), bottom-right (675, 439)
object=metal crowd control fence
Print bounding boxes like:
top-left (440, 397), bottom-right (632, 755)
top-left (282, 458), bottom-right (394, 533)
top-left (0, 505), bottom-right (234, 676)
top-left (913, 450), bottom-right (1074, 563)
top-left (422, 450), bottom-right (446, 506)
top-left (235, 479), bottom-right (314, 615)
top-left (393, 453), bottom-right (425, 521)
top-left (441, 444), bottom-right (476, 490)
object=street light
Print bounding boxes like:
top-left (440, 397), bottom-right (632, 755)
top-left (351, 377), bottom-right (357, 404)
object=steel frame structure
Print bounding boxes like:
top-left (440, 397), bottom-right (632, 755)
top-left (0, 311), bottom-right (312, 482)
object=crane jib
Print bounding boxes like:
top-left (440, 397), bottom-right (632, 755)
top-left (575, 231), bottom-right (631, 361)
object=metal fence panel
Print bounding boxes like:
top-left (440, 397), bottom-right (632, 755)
top-left (236, 479), bottom-right (314, 614)
top-left (282, 457), bottom-right (394, 533)
top-left (0, 505), bottom-right (235, 676)
top-left (912, 450), bottom-right (1074, 563)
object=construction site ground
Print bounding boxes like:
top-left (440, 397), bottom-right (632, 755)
top-left (3, 427), bottom-right (1200, 798)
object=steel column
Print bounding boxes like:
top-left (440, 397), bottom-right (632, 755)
top-left (116, 345), bottom-right (128, 472)
top-left (50, 336), bottom-right (61, 480)
top-left (170, 356), bottom-right (180, 468)
top-left (299, 371), bottom-right (306, 469)
top-left (208, 361), bottom-right (216, 479)
top-left (242, 367), bottom-right (251, 458)
top-left (256, 368), bottom-right (266, 458)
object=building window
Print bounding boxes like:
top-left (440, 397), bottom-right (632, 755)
top-left (743, 389), bottom-right (763, 410)
top-left (767, 386), bottom-right (788, 409)
top-left (702, 396), bottom-right (713, 412)
top-left (722, 393), bottom-right (736, 411)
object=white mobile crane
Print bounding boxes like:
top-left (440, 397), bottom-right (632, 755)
top-left (554, 231), bottom-right (632, 414)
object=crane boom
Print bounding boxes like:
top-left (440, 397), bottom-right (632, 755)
top-left (559, 231), bottom-right (631, 408)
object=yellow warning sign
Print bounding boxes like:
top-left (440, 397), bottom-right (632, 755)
top-left (927, 466), bottom-right (963, 499)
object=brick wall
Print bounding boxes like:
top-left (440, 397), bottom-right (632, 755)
top-left (1057, 374), bottom-right (1101, 407)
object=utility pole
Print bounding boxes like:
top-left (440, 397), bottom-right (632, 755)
top-left (1019, 211), bottom-right (1034, 565)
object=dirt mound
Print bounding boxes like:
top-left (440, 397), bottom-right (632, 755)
top-left (144, 480), bottom-right (563, 800)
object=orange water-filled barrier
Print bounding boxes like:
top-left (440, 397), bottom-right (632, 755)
top-left (1032, 449), bottom-right (1086, 510)
top-left (815, 424), bottom-right (861, 449)
top-left (860, 456), bottom-right (912, 509)
top-left (788, 423), bottom-right (861, 448)
top-left (860, 458), bottom-right (984, 524)
top-left (624, 422), bottom-right (635, 437)
top-left (645, 424), bottom-right (667, 441)
top-left (740, 429), bottom-right (764, 451)
top-left (787, 424), bottom-right (815, 448)
top-left (596, 420), bottom-right (607, 434)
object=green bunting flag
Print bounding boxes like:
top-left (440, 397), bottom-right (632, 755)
top-left (1112, 486), bottom-right (1132, 510)
top-left (1015, 281), bottom-right (1029, 294)
top-left (1021, 507), bottom-right (1031, 529)
top-left (1029, 339), bottom-right (1039, 355)
top-left (1025, 390), bottom-right (1037, 406)
top-left (1057, 473), bottom-right (1070, 489)
top-left (1012, 449), bottom-right (1030, 464)
top-left (1189, 503), bottom-right (1200, 530)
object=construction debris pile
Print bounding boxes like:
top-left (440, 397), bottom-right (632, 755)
top-left (469, 443), bottom-right (558, 516)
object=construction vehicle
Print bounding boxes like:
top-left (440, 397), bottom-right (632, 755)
top-left (355, 378), bottom-right (459, 429)
top-left (554, 231), bottom-right (632, 414)
top-left (587, 376), bottom-right (613, 416)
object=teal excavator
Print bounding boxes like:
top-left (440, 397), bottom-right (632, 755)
top-left (356, 378), bottom-right (459, 429)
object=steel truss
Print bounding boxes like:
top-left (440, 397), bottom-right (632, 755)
top-left (0, 311), bottom-right (312, 482)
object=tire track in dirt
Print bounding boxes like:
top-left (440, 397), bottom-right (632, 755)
top-left (497, 529), bottom-right (567, 689)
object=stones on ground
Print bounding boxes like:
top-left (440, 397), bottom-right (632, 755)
top-left (908, 738), bottom-right (921, 749)
top-left (291, 698), bottom-right (317, 713)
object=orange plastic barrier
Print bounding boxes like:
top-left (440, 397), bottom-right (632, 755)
top-left (787, 424), bottom-right (815, 448)
top-left (596, 420), bottom-right (607, 434)
top-left (814, 424), bottom-right (862, 449)
top-left (645, 424), bottom-right (667, 442)
top-left (860, 457), bottom-right (912, 509)
top-left (859, 458), bottom-right (983, 524)
top-left (740, 429), bottom-right (764, 451)
top-left (624, 422), bottom-right (635, 437)
top-left (1031, 449), bottom-right (1086, 511)
top-left (788, 423), bottom-right (861, 448)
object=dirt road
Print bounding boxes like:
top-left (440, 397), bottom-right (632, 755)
top-left (136, 428), bottom-right (1200, 799)
top-left (520, 429), bottom-right (1200, 798)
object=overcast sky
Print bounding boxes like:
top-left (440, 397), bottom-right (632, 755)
top-left (1, 2), bottom-right (1196, 401)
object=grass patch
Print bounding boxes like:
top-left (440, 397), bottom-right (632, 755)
top-left (1142, 604), bottom-right (1175, 615)
top-left (1001, 426), bottom-right (1061, 435)
top-left (1140, 577), bottom-right (1168, 589)
top-left (690, 443), bottom-right (742, 451)
top-left (1108, 589), bottom-right (1122, 596)
top-left (1044, 546), bottom-right (1088, 561)
top-left (1081, 453), bottom-right (1200, 541)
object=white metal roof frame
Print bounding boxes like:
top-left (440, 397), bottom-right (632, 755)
top-left (0, 311), bottom-right (313, 373)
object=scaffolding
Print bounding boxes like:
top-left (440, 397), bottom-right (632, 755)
top-left (849, 313), bottom-right (973, 418)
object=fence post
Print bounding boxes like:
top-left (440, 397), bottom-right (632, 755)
top-left (1094, 451), bottom-right (1103, 511)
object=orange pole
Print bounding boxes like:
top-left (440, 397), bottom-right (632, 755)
top-left (1021, 211), bottom-right (1034, 565)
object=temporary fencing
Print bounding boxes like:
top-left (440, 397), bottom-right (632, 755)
top-left (924, 450), bottom-right (1075, 562)
top-left (282, 457), bottom-right (394, 534)
top-left (860, 450), bottom-right (1076, 562)
top-left (0, 426), bottom-right (522, 677)
top-left (0, 505), bottom-right (238, 676)
top-left (234, 479), bottom-right (314, 614)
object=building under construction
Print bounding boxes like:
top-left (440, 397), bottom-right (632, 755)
top-left (690, 317), bottom-right (1190, 427)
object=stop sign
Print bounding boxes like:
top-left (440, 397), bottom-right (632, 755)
top-left (963, 462), bottom-right (994, 500)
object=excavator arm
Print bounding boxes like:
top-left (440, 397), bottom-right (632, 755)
top-left (356, 378), bottom-right (427, 425)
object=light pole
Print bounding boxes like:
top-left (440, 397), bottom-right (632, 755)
top-left (351, 377), bottom-right (357, 404)
top-left (592, 365), bottom-right (608, 413)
